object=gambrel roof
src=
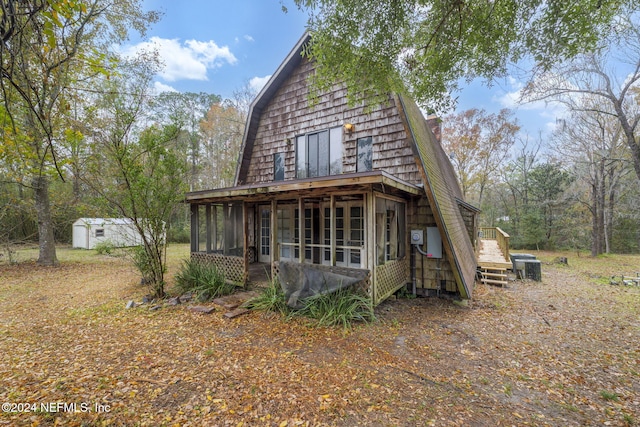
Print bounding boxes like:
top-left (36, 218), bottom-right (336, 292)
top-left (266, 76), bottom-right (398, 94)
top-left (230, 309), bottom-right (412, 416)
top-left (230, 32), bottom-right (477, 298)
top-left (235, 34), bottom-right (311, 185)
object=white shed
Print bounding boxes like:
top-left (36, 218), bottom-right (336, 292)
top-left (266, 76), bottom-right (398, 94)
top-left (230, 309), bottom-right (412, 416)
top-left (72, 218), bottom-right (143, 249)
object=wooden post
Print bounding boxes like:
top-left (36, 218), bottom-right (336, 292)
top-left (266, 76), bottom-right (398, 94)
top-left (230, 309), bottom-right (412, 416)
top-left (243, 201), bottom-right (249, 288)
top-left (271, 199), bottom-right (278, 262)
top-left (366, 191), bottom-right (376, 302)
top-left (271, 199), bottom-right (278, 280)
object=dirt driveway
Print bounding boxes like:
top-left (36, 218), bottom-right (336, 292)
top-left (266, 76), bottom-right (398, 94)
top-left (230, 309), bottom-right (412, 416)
top-left (0, 249), bottom-right (638, 426)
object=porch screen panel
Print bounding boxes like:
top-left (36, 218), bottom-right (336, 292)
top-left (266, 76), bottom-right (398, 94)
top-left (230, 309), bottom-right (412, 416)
top-left (304, 208), bottom-right (313, 261)
top-left (349, 206), bottom-right (363, 265)
top-left (335, 207), bottom-right (345, 263)
top-left (260, 208), bottom-right (270, 258)
top-left (277, 207), bottom-right (296, 260)
top-left (225, 203), bottom-right (244, 256)
top-left (323, 207), bottom-right (332, 263)
top-left (375, 197), bottom-right (406, 265)
top-left (294, 209), bottom-right (300, 259)
top-left (198, 205), bottom-right (207, 252)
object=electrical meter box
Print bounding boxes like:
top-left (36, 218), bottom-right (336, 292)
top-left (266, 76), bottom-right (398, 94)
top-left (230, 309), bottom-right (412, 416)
top-left (410, 229), bottom-right (424, 246)
top-left (426, 227), bottom-right (442, 258)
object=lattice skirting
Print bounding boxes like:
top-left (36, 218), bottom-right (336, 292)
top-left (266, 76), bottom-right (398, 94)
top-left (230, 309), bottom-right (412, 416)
top-left (374, 257), bottom-right (409, 305)
top-left (191, 252), bottom-right (245, 285)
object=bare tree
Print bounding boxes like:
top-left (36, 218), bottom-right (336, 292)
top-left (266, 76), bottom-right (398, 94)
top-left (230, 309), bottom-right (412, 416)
top-left (523, 15), bottom-right (640, 184)
top-left (553, 106), bottom-right (631, 255)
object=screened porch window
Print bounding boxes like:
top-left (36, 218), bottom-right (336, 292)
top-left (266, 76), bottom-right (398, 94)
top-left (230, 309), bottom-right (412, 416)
top-left (296, 127), bottom-right (342, 178)
top-left (376, 198), bottom-right (406, 265)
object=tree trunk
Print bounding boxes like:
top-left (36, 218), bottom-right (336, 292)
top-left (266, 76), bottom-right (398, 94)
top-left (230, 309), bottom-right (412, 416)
top-left (590, 181), bottom-right (600, 257)
top-left (33, 176), bottom-right (58, 266)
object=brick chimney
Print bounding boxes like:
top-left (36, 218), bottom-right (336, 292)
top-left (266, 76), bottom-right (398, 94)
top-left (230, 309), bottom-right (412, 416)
top-left (426, 114), bottom-right (442, 145)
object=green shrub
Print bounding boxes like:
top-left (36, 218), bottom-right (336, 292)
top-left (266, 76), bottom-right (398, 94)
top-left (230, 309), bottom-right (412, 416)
top-left (94, 241), bottom-right (115, 255)
top-left (244, 280), bottom-right (290, 316)
top-left (128, 245), bottom-right (162, 297)
top-left (246, 281), bottom-right (376, 329)
top-left (294, 286), bottom-right (376, 329)
top-left (174, 258), bottom-right (235, 301)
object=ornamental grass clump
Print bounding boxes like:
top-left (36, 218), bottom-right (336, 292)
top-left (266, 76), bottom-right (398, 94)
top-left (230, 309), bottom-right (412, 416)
top-left (294, 285), bottom-right (376, 330)
top-left (243, 279), bottom-right (290, 316)
top-left (246, 280), bottom-right (376, 329)
top-left (174, 258), bottom-right (235, 301)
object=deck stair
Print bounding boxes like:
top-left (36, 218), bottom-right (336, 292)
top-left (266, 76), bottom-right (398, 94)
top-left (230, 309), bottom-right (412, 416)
top-left (479, 267), bottom-right (508, 287)
top-left (477, 227), bottom-right (512, 286)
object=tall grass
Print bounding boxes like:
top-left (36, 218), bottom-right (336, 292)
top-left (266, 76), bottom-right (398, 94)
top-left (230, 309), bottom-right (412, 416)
top-left (294, 286), bottom-right (376, 329)
top-left (243, 280), bottom-right (290, 316)
top-left (174, 258), bottom-right (235, 301)
top-left (246, 280), bottom-right (376, 329)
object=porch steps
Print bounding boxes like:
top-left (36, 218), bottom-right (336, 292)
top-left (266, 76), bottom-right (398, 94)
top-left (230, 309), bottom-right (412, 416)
top-left (479, 267), bottom-right (508, 287)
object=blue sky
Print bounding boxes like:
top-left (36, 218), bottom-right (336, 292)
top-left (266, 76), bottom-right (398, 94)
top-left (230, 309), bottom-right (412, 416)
top-left (124, 0), bottom-right (561, 140)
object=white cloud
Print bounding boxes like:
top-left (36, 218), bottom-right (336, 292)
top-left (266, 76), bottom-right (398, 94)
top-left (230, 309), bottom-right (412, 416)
top-left (244, 34), bottom-right (254, 42)
top-left (153, 81), bottom-right (178, 94)
top-left (121, 37), bottom-right (237, 82)
top-left (249, 75), bottom-right (272, 93)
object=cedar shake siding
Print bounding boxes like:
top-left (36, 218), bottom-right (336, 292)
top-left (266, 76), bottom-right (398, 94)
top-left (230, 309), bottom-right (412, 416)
top-left (188, 32), bottom-right (479, 303)
top-left (239, 57), bottom-right (420, 186)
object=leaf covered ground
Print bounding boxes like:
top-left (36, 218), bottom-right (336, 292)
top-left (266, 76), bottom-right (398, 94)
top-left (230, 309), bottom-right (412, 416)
top-left (0, 246), bottom-right (638, 426)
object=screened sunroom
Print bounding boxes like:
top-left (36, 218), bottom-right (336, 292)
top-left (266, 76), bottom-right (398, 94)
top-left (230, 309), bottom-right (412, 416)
top-left (186, 170), bottom-right (420, 305)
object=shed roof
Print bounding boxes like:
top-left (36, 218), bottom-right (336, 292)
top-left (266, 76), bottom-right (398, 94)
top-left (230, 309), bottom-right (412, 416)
top-left (73, 218), bottom-right (134, 226)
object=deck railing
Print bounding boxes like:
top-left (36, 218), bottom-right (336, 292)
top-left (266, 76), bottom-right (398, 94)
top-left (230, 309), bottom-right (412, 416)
top-left (479, 227), bottom-right (510, 262)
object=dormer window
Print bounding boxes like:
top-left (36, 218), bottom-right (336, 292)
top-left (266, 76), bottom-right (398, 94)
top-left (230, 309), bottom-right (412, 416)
top-left (296, 127), bottom-right (342, 178)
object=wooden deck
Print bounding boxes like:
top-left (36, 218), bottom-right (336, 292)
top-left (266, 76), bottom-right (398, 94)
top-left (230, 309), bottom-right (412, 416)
top-left (477, 239), bottom-right (511, 269)
top-left (477, 233), bottom-right (511, 287)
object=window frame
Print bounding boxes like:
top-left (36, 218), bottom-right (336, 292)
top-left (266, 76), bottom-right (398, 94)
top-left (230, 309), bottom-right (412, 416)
top-left (357, 136), bottom-right (373, 173)
top-left (296, 126), bottom-right (343, 179)
top-left (274, 152), bottom-right (285, 181)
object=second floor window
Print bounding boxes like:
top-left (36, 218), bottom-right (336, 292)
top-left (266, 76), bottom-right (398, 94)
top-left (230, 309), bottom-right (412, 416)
top-left (296, 127), bottom-right (342, 178)
top-left (274, 153), bottom-right (285, 181)
top-left (357, 136), bottom-right (373, 172)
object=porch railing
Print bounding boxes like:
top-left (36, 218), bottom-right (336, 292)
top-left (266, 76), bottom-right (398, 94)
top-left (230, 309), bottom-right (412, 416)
top-left (479, 227), bottom-right (510, 262)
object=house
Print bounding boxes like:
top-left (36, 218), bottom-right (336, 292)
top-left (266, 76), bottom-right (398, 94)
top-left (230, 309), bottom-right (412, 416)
top-left (185, 33), bottom-right (479, 305)
top-left (72, 218), bottom-right (144, 249)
